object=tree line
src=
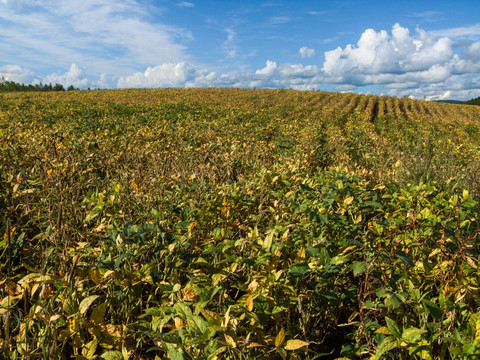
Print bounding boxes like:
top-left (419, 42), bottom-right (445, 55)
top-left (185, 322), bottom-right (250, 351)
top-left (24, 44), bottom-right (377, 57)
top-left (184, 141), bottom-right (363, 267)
top-left (0, 77), bottom-right (78, 92)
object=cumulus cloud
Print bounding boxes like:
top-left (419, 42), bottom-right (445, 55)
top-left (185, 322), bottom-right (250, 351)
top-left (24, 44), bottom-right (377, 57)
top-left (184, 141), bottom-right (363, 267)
top-left (323, 23), bottom-right (455, 79)
top-left (117, 60), bottom-right (322, 90)
top-left (464, 41), bottom-right (480, 62)
top-left (42, 64), bottom-right (90, 88)
top-left (320, 22), bottom-right (480, 99)
top-left (117, 63), bottom-right (210, 88)
top-left (0, 64), bottom-right (33, 83)
top-left (299, 46), bottom-right (316, 58)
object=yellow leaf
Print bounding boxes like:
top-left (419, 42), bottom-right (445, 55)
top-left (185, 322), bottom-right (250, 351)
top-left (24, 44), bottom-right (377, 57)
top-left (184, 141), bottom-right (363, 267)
top-left (223, 306), bottom-right (231, 327)
top-left (50, 314), bottom-right (61, 322)
top-left (224, 333), bottom-right (236, 348)
top-left (247, 342), bottom-right (265, 348)
top-left (284, 339), bottom-right (309, 351)
top-left (248, 280), bottom-right (259, 292)
top-left (355, 214), bottom-right (362, 224)
top-left (465, 256), bottom-right (478, 269)
top-left (174, 317), bottom-right (184, 329)
top-left (275, 328), bottom-right (286, 347)
top-left (94, 223), bottom-right (106, 233)
top-left (0, 294), bottom-right (22, 307)
top-left (375, 326), bottom-right (392, 335)
top-left (79, 295), bottom-right (99, 315)
top-left (83, 339), bottom-right (98, 360)
top-left (182, 287), bottom-right (197, 301)
top-left (295, 248), bottom-right (306, 263)
top-left (344, 196), bottom-right (354, 205)
top-left (102, 270), bottom-right (115, 280)
top-left (245, 295), bottom-right (254, 312)
top-left (89, 269), bottom-right (103, 285)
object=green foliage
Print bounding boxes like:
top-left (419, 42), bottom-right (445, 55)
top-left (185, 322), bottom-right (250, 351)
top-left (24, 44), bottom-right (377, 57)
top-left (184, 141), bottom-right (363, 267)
top-left (0, 78), bottom-right (77, 92)
top-left (465, 96), bottom-right (480, 106)
top-left (1, 88), bottom-right (480, 359)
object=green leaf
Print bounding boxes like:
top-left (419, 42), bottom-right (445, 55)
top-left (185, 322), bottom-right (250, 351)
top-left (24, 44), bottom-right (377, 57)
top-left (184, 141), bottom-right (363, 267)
top-left (100, 350), bottom-right (123, 360)
top-left (84, 209), bottom-right (100, 223)
top-left (166, 343), bottom-right (184, 360)
top-left (423, 299), bottom-right (443, 320)
top-left (375, 338), bottom-right (397, 359)
top-left (263, 232), bottom-right (274, 251)
top-left (144, 307), bottom-right (167, 316)
top-left (114, 252), bottom-right (132, 269)
top-left (90, 303), bottom-right (107, 324)
top-left (351, 262), bottom-right (368, 276)
top-left (289, 263), bottom-right (309, 279)
top-left (385, 317), bottom-right (402, 339)
top-left (396, 250), bottom-right (414, 266)
top-left (402, 327), bottom-right (427, 343)
top-left (385, 293), bottom-right (405, 309)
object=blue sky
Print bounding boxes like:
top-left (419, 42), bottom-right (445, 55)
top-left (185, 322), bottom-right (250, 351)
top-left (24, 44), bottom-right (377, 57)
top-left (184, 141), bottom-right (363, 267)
top-left (1, 0), bottom-right (480, 100)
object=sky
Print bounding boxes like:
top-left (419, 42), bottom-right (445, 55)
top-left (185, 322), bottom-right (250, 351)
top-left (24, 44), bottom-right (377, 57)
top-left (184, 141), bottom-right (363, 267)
top-left (1, 0), bottom-right (480, 100)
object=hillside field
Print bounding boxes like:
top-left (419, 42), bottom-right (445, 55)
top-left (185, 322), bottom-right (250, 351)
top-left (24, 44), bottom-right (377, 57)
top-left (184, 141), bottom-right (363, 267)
top-left (1, 88), bottom-right (480, 359)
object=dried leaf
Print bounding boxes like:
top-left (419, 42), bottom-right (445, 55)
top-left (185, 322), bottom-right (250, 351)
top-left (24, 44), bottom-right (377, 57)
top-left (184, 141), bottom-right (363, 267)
top-left (284, 339), bottom-right (309, 350)
top-left (224, 333), bottom-right (236, 348)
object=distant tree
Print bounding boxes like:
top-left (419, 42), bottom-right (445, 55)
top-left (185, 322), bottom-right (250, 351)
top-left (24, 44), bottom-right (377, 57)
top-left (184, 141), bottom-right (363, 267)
top-left (465, 96), bottom-right (480, 106)
top-left (67, 85), bottom-right (75, 91)
top-left (0, 80), bottom-right (76, 92)
top-left (53, 83), bottom-right (65, 91)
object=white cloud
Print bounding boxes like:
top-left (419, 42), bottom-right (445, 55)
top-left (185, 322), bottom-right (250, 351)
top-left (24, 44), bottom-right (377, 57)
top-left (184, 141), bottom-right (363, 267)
top-left (42, 64), bottom-right (90, 88)
top-left (299, 46), bottom-right (316, 58)
top-left (307, 10), bottom-right (328, 16)
top-left (320, 23), bottom-right (480, 99)
top-left (268, 16), bottom-right (290, 25)
top-left (430, 23), bottom-right (480, 38)
top-left (223, 28), bottom-right (237, 58)
top-left (117, 60), bottom-right (322, 90)
top-left (407, 11), bottom-right (445, 23)
top-left (464, 41), bottom-right (480, 62)
top-left (0, 0), bottom-right (23, 6)
top-left (117, 62), bottom-right (210, 88)
top-left (0, 64), bottom-right (33, 83)
top-left (255, 60), bottom-right (278, 76)
top-left (177, 1), bottom-right (194, 7)
top-left (0, 0), bottom-right (190, 77)
top-left (323, 24), bottom-right (455, 78)
top-left (322, 24), bottom-right (463, 88)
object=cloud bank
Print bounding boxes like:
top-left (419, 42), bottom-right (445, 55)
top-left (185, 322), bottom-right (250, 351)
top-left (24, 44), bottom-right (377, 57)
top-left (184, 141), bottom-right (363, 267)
top-left (321, 23), bottom-right (480, 99)
top-left (114, 23), bottom-right (480, 99)
top-left (117, 61), bottom-right (322, 90)
top-left (1, 16), bottom-right (479, 100)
